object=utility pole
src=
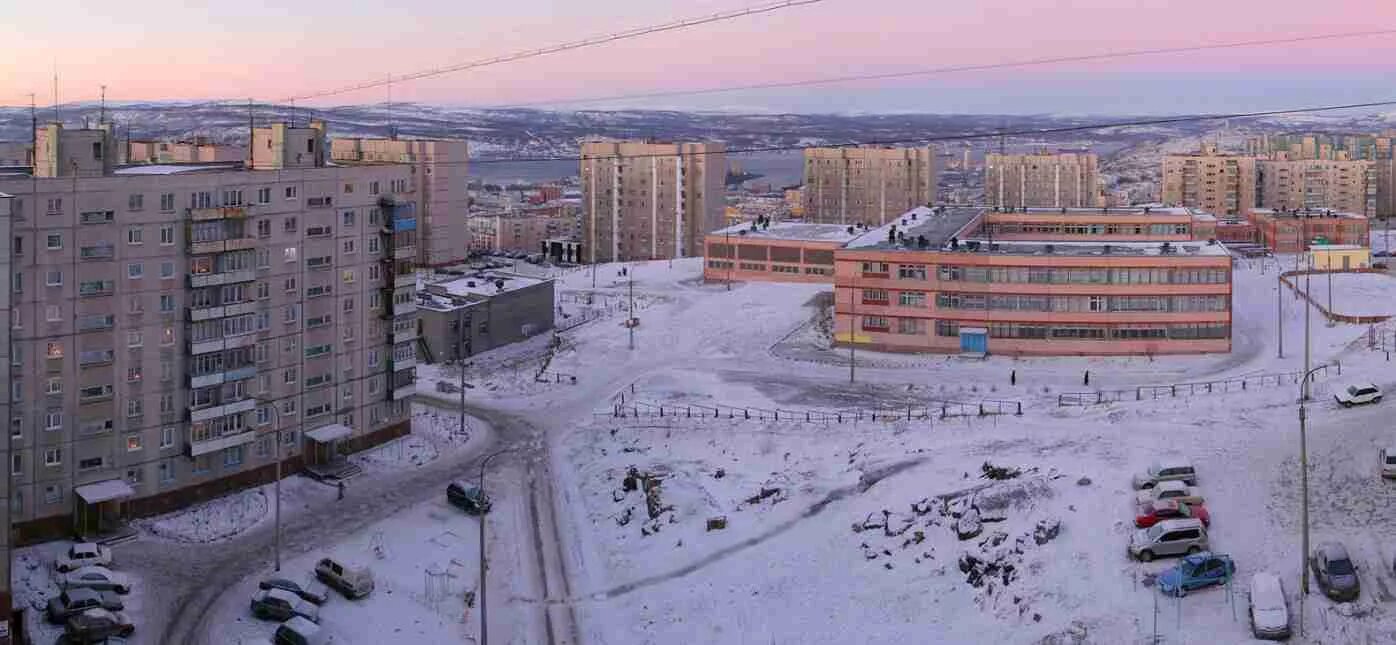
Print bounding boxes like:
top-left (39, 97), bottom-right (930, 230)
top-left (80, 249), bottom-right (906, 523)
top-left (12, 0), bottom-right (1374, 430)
top-left (848, 284), bottom-right (856, 383)
top-left (458, 315), bottom-right (467, 436)
top-left (628, 264), bottom-right (635, 350)
top-left (1277, 274), bottom-right (1284, 359)
top-left (725, 227), bottom-right (732, 291)
top-left (477, 449), bottom-right (510, 645)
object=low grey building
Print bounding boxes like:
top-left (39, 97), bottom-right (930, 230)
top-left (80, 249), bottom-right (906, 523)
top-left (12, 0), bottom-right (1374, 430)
top-left (418, 271), bottom-right (556, 362)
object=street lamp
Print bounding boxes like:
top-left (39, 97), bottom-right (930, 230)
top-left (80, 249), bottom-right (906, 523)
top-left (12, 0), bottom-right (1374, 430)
top-left (257, 399), bottom-right (287, 572)
top-left (477, 448), bottom-right (510, 645)
top-left (1296, 362), bottom-right (1326, 637)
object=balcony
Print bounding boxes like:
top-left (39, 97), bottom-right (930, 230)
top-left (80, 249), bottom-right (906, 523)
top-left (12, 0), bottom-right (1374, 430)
top-left (391, 384), bottom-right (416, 401)
top-left (189, 334), bottom-right (258, 356)
top-left (189, 237), bottom-right (257, 254)
top-left (189, 206), bottom-right (249, 221)
top-left (187, 301), bottom-right (258, 322)
top-left (80, 244), bottom-right (115, 261)
top-left (389, 301), bottom-right (416, 316)
top-left (390, 357), bottom-right (417, 372)
top-left (189, 269), bottom-right (256, 288)
top-left (393, 244), bottom-right (416, 260)
top-left (189, 397), bottom-right (256, 423)
top-left (394, 272), bottom-right (416, 289)
top-left (189, 364), bottom-right (257, 389)
top-left (187, 429), bottom-right (257, 457)
top-left (391, 328), bottom-right (417, 344)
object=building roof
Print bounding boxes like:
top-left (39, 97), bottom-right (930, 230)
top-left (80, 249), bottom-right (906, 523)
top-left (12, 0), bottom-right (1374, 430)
top-left (1309, 244), bottom-right (1367, 251)
top-left (1252, 208), bottom-right (1366, 220)
top-left (950, 238), bottom-right (1231, 257)
top-left (113, 163), bottom-right (238, 176)
top-left (844, 206), bottom-right (984, 251)
top-left (711, 220), bottom-right (862, 243)
top-left (419, 270), bottom-right (551, 311)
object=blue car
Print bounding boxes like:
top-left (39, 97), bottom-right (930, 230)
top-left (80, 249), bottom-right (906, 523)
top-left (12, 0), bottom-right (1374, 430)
top-left (1158, 552), bottom-right (1235, 597)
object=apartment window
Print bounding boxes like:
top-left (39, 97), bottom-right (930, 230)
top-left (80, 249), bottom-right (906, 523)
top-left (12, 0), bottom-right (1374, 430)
top-left (46, 197), bottom-right (62, 214)
top-left (284, 217), bottom-right (298, 233)
top-left (46, 378), bottom-right (62, 395)
top-left (285, 186), bottom-right (297, 199)
top-left (257, 281), bottom-right (270, 299)
top-left (282, 337), bottom-right (297, 354)
top-left (284, 247), bottom-right (298, 263)
top-left (256, 219), bottom-right (271, 237)
top-left (368, 349), bottom-right (380, 367)
top-left (11, 454), bottom-right (20, 477)
top-left (368, 237), bottom-right (380, 253)
top-left (127, 228), bottom-right (143, 245)
top-left (222, 190), bottom-right (244, 206)
top-left (127, 365), bottom-right (143, 382)
top-left (193, 455), bottom-right (211, 474)
top-left (159, 193), bottom-right (175, 211)
top-left (257, 406), bottom-right (272, 426)
top-left (46, 270), bottom-right (62, 286)
top-left (343, 183), bottom-right (354, 194)
top-left (343, 298), bottom-right (355, 313)
top-left (284, 367), bottom-right (298, 385)
top-left (127, 400), bottom-right (143, 418)
top-left (343, 211), bottom-right (356, 227)
top-left (369, 264), bottom-right (380, 281)
top-left (897, 264), bottom-right (927, 280)
top-left (46, 341), bottom-right (63, 358)
top-left (127, 297), bottom-right (144, 314)
top-left (45, 305), bottom-right (60, 322)
top-left (342, 269), bottom-right (356, 284)
top-left (45, 409), bottom-right (62, 430)
top-left (160, 393), bottom-right (174, 414)
top-left (342, 239), bottom-right (356, 254)
top-left (159, 225), bottom-right (175, 245)
top-left (162, 327), bottom-right (175, 345)
top-left (11, 236), bottom-right (20, 256)
top-left (284, 304), bottom-right (299, 324)
top-left (161, 359), bottom-right (174, 382)
top-left (160, 426), bottom-right (175, 448)
top-left (127, 467), bottom-right (144, 485)
top-left (44, 448), bottom-right (61, 467)
top-left (127, 435), bottom-right (142, 452)
top-left (257, 249), bottom-right (271, 268)
top-left (284, 277), bottom-right (297, 292)
top-left (159, 461), bottom-right (175, 484)
top-left (280, 399), bottom-right (297, 417)
top-left (46, 233), bottom-right (61, 250)
top-left (127, 331), bottom-right (143, 348)
top-left (343, 325), bottom-right (355, 341)
top-left (127, 193), bottom-right (144, 211)
top-left (127, 263), bottom-right (144, 279)
top-left (257, 188), bottom-right (271, 204)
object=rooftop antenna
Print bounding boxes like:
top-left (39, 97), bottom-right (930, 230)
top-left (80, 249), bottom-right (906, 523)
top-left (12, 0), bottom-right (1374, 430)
top-left (52, 65), bottom-right (59, 125)
top-left (99, 84), bottom-right (106, 125)
top-left (29, 93), bottom-right (36, 168)
top-left (387, 73), bottom-right (396, 140)
top-left (247, 98), bottom-right (255, 168)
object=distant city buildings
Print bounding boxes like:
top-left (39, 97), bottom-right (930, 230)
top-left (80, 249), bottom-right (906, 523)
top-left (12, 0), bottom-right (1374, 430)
top-left (580, 139), bottom-right (726, 263)
top-left (801, 146), bottom-right (936, 225)
top-left (468, 212), bottom-right (578, 254)
top-left (1161, 143), bottom-right (1257, 216)
top-left (984, 151), bottom-right (1101, 208)
top-left (1246, 132), bottom-right (1395, 161)
top-left (1256, 158), bottom-right (1376, 217)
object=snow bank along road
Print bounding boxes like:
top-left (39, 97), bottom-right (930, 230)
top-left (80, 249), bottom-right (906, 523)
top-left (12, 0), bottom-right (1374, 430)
top-left (126, 399), bottom-right (577, 645)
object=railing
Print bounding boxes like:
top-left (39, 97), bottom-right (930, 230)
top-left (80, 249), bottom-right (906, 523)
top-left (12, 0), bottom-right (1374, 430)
top-left (602, 396), bottom-right (1023, 422)
top-left (1057, 361), bottom-right (1340, 406)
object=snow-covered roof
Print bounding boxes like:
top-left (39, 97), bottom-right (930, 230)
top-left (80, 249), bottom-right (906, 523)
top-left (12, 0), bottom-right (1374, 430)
top-left (75, 479), bottom-right (135, 503)
top-left (306, 423), bottom-right (351, 443)
top-left (845, 206), bottom-right (984, 250)
top-left (435, 272), bottom-right (546, 298)
top-left (1253, 208), bottom-right (1366, 220)
top-left (1309, 244), bottom-right (1366, 251)
top-left (951, 239), bottom-right (1230, 257)
top-left (113, 163), bottom-right (234, 176)
top-left (711, 220), bottom-right (861, 243)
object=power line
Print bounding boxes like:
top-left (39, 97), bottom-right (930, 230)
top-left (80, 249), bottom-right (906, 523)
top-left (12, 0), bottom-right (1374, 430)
top-left (460, 98), bottom-right (1396, 165)
top-left (487, 28), bottom-right (1396, 108)
top-left (268, 0), bottom-right (825, 104)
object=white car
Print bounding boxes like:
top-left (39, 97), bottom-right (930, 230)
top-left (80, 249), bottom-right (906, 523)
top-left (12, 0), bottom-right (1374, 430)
top-left (1132, 460), bottom-right (1198, 489)
top-left (1248, 571), bottom-right (1291, 640)
top-left (1135, 480), bottom-right (1204, 506)
top-left (62, 566), bottom-right (132, 594)
top-left (1381, 447), bottom-right (1396, 479)
top-left (55, 542), bottom-right (113, 573)
top-left (1335, 383), bottom-right (1382, 407)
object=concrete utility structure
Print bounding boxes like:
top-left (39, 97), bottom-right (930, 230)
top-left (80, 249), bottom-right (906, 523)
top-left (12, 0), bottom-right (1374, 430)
top-left (801, 146), bottom-right (936, 225)
top-left (331, 137), bottom-right (469, 268)
top-left (1162, 144), bottom-right (1257, 216)
top-left (0, 120), bottom-right (446, 550)
top-left (702, 221), bottom-right (858, 284)
top-left (833, 206), bottom-right (1233, 356)
top-left (985, 151), bottom-right (1101, 209)
top-left (125, 138), bottom-right (245, 165)
top-left (580, 139), bottom-right (726, 264)
top-left (417, 271), bottom-right (555, 362)
top-left (1249, 208), bottom-right (1370, 253)
top-left (1257, 158), bottom-right (1376, 218)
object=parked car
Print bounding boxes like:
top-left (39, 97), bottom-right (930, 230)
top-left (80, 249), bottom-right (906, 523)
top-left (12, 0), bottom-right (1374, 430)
top-left (258, 578), bottom-right (329, 605)
top-left (1135, 499), bottom-right (1210, 528)
top-left (447, 481), bottom-right (492, 515)
top-left (1134, 480), bottom-right (1204, 506)
top-left (1335, 383), bottom-right (1382, 407)
top-left (1249, 571), bottom-right (1292, 640)
top-left (251, 588), bottom-right (321, 623)
top-left (62, 566), bottom-right (132, 594)
top-left (1132, 460), bottom-right (1198, 489)
top-left (1311, 541), bottom-right (1361, 601)
top-left (274, 615), bottom-right (330, 645)
top-left (1157, 552), bottom-right (1235, 596)
top-left (64, 608), bottom-right (134, 643)
top-left (1128, 518), bottom-right (1209, 562)
top-left (1380, 446), bottom-right (1396, 479)
top-left (47, 588), bottom-right (124, 623)
top-left (315, 557), bottom-right (375, 599)
top-left (55, 543), bottom-right (113, 573)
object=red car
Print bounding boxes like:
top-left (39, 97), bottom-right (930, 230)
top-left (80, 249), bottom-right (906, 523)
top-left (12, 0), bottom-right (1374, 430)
top-left (1135, 499), bottom-right (1210, 528)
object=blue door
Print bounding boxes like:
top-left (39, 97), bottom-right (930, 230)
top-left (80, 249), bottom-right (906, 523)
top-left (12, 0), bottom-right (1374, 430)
top-left (960, 330), bottom-right (988, 353)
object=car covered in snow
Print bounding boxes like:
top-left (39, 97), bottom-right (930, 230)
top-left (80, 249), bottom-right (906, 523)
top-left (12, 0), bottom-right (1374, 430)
top-left (1380, 447), bottom-right (1396, 479)
top-left (1134, 480), bottom-right (1204, 506)
top-left (447, 481), bottom-right (492, 515)
top-left (62, 566), bottom-right (132, 594)
top-left (46, 588), bottom-right (124, 623)
top-left (274, 615), bottom-right (330, 645)
top-left (1248, 571), bottom-right (1291, 640)
top-left (1335, 382), bottom-right (1382, 407)
top-left (55, 542), bottom-right (113, 573)
top-left (1311, 541), bottom-right (1361, 601)
top-left (315, 557), bottom-right (375, 599)
top-left (251, 588), bottom-right (321, 623)
top-left (1132, 460), bottom-right (1198, 489)
top-left (1135, 499), bottom-right (1210, 528)
top-left (64, 608), bottom-right (134, 642)
top-left (1128, 518), bottom-right (1208, 562)
top-left (1157, 552), bottom-right (1234, 596)
top-left (258, 578), bottom-right (329, 605)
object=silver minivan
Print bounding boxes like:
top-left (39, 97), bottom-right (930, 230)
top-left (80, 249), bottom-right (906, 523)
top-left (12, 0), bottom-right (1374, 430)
top-left (1129, 518), bottom-right (1208, 562)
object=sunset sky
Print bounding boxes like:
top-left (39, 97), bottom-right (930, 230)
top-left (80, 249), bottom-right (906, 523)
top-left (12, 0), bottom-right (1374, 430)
top-left (4, 0), bottom-right (1396, 114)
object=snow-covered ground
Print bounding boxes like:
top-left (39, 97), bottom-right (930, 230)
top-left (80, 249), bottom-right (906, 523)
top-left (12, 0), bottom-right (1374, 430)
top-left (1294, 271), bottom-right (1396, 319)
top-left (15, 541), bottom-right (148, 644)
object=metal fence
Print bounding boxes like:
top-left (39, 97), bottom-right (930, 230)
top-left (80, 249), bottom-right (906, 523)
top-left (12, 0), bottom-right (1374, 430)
top-left (600, 397), bottom-right (1023, 423)
top-left (1057, 362), bottom-right (1340, 407)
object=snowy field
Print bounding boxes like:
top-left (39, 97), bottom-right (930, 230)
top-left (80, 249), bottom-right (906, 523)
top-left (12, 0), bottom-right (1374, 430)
top-left (1295, 271), bottom-right (1396, 319)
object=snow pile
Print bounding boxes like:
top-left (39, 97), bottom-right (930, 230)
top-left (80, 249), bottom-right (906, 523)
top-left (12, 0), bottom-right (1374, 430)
top-left (353, 405), bottom-right (475, 471)
top-left (137, 488), bottom-right (270, 544)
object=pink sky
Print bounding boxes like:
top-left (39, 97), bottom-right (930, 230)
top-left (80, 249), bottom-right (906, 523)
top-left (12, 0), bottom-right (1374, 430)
top-left (3, 0), bottom-right (1395, 112)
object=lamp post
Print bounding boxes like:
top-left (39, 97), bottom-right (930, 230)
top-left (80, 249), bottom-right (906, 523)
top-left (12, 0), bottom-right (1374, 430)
top-left (477, 449), bottom-right (510, 645)
top-left (258, 400), bottom-right (285, 572)
top-left (1297, 362), bottom-right (1326, 637)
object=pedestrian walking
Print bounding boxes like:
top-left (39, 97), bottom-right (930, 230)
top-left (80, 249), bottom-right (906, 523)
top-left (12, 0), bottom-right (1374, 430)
top-left (1084, 370), bottom-right (1090, 386)
top-left (337, 481), bottom-right (345, 501)
top-left (1010, 370), bottom-right (1017, 386)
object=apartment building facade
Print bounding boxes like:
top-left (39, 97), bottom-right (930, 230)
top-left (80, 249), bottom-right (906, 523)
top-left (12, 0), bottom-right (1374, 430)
top-left (469, 213), bottom-right (578, 253)
top-left (1161, 144), bottom-right (1257, 216)
top-left (0, 122), bottom-right (417, 546)
top-left (984, 152), bottom-right (1100, 208)
top-left (331, 138), bottom-right (469, 268)
top-left (580, 140), bottom-right (725, 263)
top-left (801, 146), bottom-right (936, 225)
top-left (1377, 157), bottom-right (1396, 218)
top-left (1257, 158), bottom-right (1376, 217)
